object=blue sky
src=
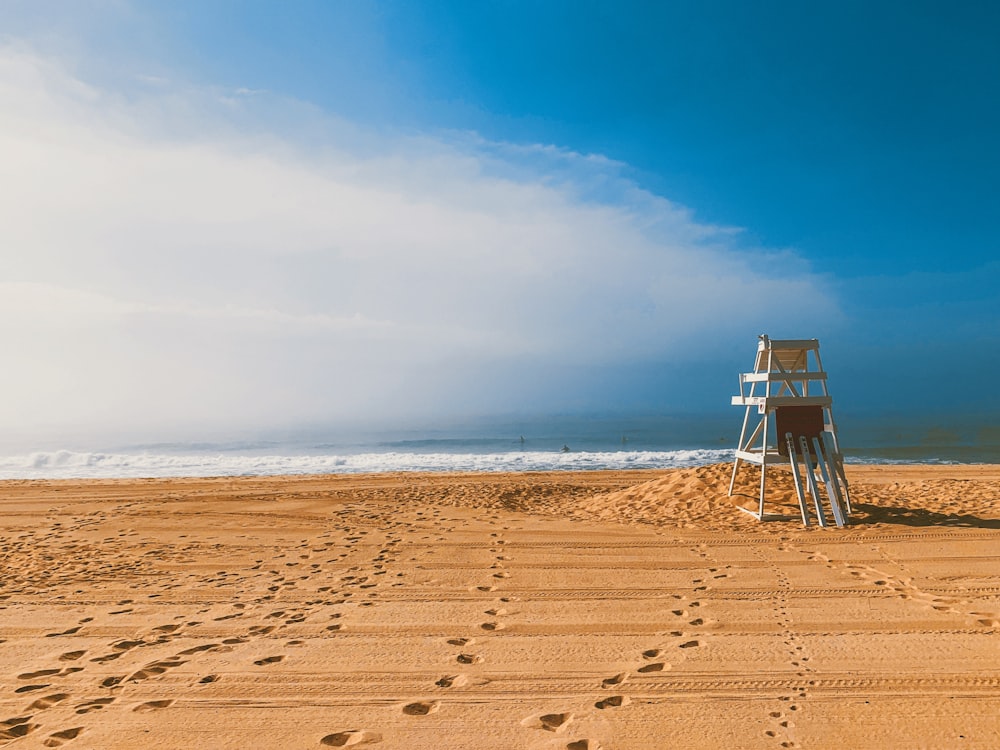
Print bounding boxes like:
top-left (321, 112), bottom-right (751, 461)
top-left (143, 1), bottom-right (1000, 268)
top-left (1, 1), bottom-right (999, 444)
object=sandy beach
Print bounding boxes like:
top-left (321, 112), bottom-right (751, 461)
top-left (1, 463), bottom-right (998, 749)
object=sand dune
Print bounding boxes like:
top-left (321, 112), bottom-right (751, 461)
top-left (0, 464), bottom-right (997, 748)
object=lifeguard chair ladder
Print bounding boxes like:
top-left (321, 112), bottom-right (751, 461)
top-left (728, 335), bottom-right (850, 521)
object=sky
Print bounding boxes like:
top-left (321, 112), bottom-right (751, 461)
top-left (1, 1), bottom-right (999, 447)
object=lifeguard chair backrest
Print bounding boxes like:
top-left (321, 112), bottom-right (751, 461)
top-left (754, 338), bottom-right (819, 373)
top-left (775, 405), bottom-right (825, 457)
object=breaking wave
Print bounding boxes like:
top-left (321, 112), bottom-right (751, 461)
top-left (0, 448), bottom-right (738, 480)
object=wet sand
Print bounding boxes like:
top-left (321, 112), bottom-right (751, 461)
top-left (0, 464), bottom-right (997, 748)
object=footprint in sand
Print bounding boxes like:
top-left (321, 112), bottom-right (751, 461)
top-left (456, 654), bottom-right (483, 665)
top-left (480, 622), bottom-right (504, 631)
top-left (678, 640), bottom-right (702, 649)
top-left (320, 730), bottom-right (382, 746)
top-left (75, 697), bottom-right (115, 714)
top-left (45, 627), bottom-right (81, 638)
top-left (567, 741), bottom-right (601, 750)
top-left (402, 701), bottom-right (440, 716)
top-left (0, 718), bottom-right (38, 741)
top-left (14, 684), bottom-right (50, 694)
top-left (595, 695), bottom-right (630, 709)
top-left (89, 653), bottom-right (123, 664)
top-left (59, 651), bottom-right (86, 662)
top-left (17, 669), bottom-right (61, 680)
top-left (637, 662), bottom-right (668, 673)
top-left (178, 643), bottom-right (221, 656)
top-left (447, 637), bottom-right (473, 647)
top-left (601, 673), bottom-right (627, 688)
top-left (42, 726), bottom-right (83, 747)
top-left (132, 700), bottom-right (173, 712)
top-left (254, 655), bottom-right (285, 666)
top-left (538, 712), bottom-right (573, 733)
top-left (29, 694), bottom-right (69, 710)
top-left (127, 659), bottom-right (187, 682)
top-left (435, 674), bottom-right (468, 688)
top-left (112, 639), bottom-right (145, 652)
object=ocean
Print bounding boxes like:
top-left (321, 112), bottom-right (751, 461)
top-left (2, 413), bottom-right (998, 480)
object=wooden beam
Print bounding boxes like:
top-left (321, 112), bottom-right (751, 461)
top-left (731, 395), bottom-right (832, 407)
top-left (759, 339), bottom-right (820, 349)
top-left (741, 372), bottom-right (828, 383)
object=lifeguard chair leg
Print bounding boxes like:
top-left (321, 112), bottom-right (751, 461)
top-left (820, 433), bottom-right (850, 515)
top-left (799, 435), bottom-right (827, 527)
top-left (757, 411), bottom-right (769, 518)
top-left (786, 433), bottom-right (810, 526)
top-left (813, 437), bottom-right (846, 527)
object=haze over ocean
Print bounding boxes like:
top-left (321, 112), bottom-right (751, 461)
top-left (2, 2), bottom-right (999, 469)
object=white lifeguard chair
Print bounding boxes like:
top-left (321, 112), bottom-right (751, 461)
top-left (728, 335), bottom-right (850, 525)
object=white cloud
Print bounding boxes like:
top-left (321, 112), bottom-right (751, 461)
top-left (0, 44), bottom-right (841, 442)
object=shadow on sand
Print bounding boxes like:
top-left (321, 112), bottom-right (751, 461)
top-left (847, 502), bottom-right (1000, 529)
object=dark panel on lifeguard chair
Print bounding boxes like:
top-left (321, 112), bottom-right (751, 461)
top-left (776, 405), bottom-right (825, 457)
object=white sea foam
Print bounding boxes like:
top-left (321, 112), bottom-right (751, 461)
top-left (0, 448), bottom-right (737, 480)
